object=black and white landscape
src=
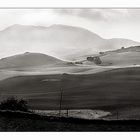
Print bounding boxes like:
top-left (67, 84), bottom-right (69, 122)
top-left (1, 9), bottom-right (140, 131)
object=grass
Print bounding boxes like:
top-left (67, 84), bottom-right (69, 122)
top-left (101, 51), bottom-right (140, 66)
top-left (0, 67), bottom-right (140, 131)
top-left (0, 67), bottom-right (140, 113)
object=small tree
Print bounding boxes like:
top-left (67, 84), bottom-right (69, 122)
top-left (0, 97), bottom-right (29, 112)
top-left (93, 56), bottom-right (102, 64)
top-left (87, 56), bottom-right (102, 64)
top-left (99, 52), bottom-right (104, 55)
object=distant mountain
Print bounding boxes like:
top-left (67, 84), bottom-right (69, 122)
top-left (0, 52), bottom-right (64, 69)
top-left (0, 24), bottom-right (139, 60)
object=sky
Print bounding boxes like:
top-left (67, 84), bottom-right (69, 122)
top-left (0, 8), bottom-right (140, 41)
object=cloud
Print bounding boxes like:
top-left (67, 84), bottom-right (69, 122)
top-left (17, 9), bottom-right (57, 26)
top-left (0, 9), bottom-right (139, 41)
top-left (53, 9), bottom-right (129, 22)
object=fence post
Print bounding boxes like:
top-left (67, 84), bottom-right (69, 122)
top-left (59, 87), bottom-right (63, 117)
top-left (66, 109), bottom-right (69, 117)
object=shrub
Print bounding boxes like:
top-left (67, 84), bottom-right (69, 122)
top-left (87, 56), bottom-right (102, 64)
top-left (0, 97), bottom-right (29, 112)
top-left (99, 52), bottom-right (104, 55)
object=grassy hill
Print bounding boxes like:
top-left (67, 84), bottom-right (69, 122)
top-left (0, 67), bottom-right (140, 111)
top-left (0, 52), bottom-right (64, 69)
top-left (101, 51), bottom-right (140, 66)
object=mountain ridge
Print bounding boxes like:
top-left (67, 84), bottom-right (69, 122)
top-left (0, 24), bottom-right (139, 60)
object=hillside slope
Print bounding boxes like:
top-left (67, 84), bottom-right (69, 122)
top-left (100, 46), bottom-right (140, 66)
top-left (0, 52), bottom-right (64, 69)
top-left (0, 67), bottom-right (140, 110)
top-left (101, 52), bottom-right (140, 66)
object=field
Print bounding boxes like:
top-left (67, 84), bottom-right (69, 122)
top-left (101, 51), bottom-right (140, 66)
top-left (0, 67), bottom-right (140, 119)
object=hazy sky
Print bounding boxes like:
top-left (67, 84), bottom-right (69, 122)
top-left (0, 9), bottom-right (140, 41)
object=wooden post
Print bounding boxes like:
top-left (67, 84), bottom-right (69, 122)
top-left (66, 109), bottom-right (69, 117)
top-left (59, 87), bottom-right (63, 117)
top-left (59, 74), bottom-right (64, 117)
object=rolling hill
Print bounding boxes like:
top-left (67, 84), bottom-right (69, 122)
top-left (103, 45), bottom-right (140, 54)
top-left (101, 52), bottom-right (140, 66)
top-left (0, 52), bottom-right (64, 69)
top-left (0, 67), bottom-right (140, 110)
top-left (0, 24), bottom-right (139, 60)
top-left (99, 46), bottom-right (140, 66)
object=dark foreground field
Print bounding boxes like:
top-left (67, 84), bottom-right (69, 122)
top-left (1, 110), bottom-right (140, 131)
top-left (0, 67), bottom-right (140, 111)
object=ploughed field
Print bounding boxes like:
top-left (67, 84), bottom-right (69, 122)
top-left (0, 67), bottom-right (140, 111)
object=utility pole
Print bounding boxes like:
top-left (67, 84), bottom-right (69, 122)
top-left (66, 109), bottom-right (69, 117)
top-left (59, 74), bottom-right (64, 117)
top-left (59, 87), bottom-right (63, 117)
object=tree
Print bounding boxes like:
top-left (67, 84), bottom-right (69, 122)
top-left (93, 56), bottom-right (102, 64)
top-left (87, 56), bottom-right (102, 64)
top-left (99, 52), bottom-right (104, 55)
top-left (0, 96), bottom-right (29, 112)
